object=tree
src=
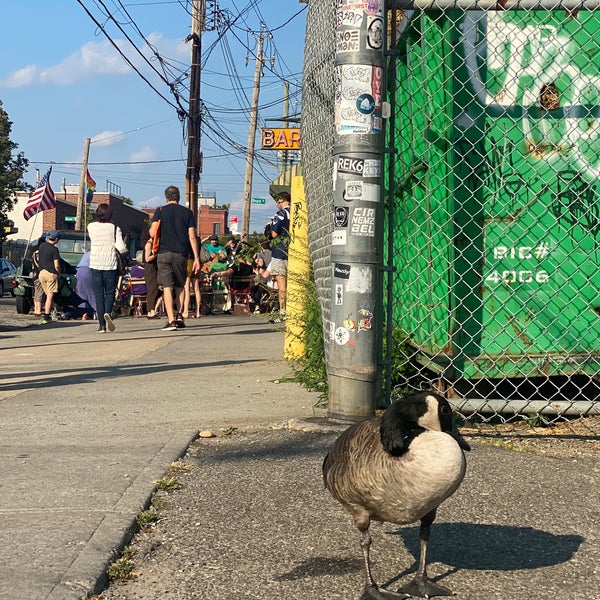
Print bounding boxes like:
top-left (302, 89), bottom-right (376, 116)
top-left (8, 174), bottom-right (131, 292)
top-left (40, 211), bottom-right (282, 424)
top-left (0, 100), bottom-right (29, 240)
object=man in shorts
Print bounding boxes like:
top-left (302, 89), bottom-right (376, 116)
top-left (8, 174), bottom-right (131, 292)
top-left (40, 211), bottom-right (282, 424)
top-left (38, 230), bottom-right (61, 325)
top-left (150, 186), bottom-right (200, 331)
top-left (267, 191), bottom-right (291, 320)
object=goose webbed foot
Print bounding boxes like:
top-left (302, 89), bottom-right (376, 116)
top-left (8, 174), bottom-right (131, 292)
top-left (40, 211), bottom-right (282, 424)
top-left (398, 574), bottom-right (454, 598)
top-left (360, 584), bottom-right (411, 599)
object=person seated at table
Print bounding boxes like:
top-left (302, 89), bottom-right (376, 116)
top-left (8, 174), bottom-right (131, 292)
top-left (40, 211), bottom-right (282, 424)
top-left (210, 254), bottom-right (254, 289)
top-left (252, 254), bottom-right (273, 313)
top-left (201, 234), bottom-right (229, 274)
top-left (224, 236), bottom-right (242, 262)
top-left (202, 234), bottom-right (225, 260)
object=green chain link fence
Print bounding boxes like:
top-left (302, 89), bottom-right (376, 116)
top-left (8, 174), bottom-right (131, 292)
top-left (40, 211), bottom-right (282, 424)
top-left (303, 1), bottom-right (600, 438)
top-left (386, 6), bottom-right (600, 435)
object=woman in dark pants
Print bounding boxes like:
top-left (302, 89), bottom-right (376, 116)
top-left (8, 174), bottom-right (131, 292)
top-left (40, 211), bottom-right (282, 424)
top-left (142, 226), bottom-right (163, 318)
top-left (87, 203), bottom-right (128, 332)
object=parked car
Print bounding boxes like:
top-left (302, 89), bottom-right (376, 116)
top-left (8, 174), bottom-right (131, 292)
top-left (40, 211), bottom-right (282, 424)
top-left (1, 257), bottom-right (17, 297)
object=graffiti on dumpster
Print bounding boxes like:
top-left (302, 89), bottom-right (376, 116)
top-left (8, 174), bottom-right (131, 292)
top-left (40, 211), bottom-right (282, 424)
top-left (461, 12), bottom-right (600, 181)
top-left (455, 12), bottom-right (600, 245)
top-left (548, 170), bottom-right (600, 240)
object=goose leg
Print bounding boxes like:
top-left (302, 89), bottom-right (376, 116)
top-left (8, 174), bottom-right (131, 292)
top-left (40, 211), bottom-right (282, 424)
top-left (360, 530), bottom-right (410, 600)
top-left (398, 510), bottom-right (453, 598)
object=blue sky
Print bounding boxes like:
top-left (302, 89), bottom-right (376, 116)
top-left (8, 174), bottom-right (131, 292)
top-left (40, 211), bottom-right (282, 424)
top-left (0, 0), bottom-right (306, 233)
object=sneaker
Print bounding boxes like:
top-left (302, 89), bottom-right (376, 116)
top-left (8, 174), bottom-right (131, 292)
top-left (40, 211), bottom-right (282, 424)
top-left (98, 326), bottom-right (106, 333)
top-left (161, 321), bottom-right (178, 331)
top-left (104, 313), bottom-right (115, 332)
top-left (41, 314), bottom-right (52, 325)
top-left (175, 313), bottom-right (186, 328)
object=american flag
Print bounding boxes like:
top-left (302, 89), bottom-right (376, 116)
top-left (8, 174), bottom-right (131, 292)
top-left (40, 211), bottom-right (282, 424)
top-left (23, 166), bottom-right (56, 221)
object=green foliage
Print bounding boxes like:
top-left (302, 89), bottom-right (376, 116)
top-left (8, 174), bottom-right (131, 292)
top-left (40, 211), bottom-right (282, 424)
top-left (136, 509), bottom-right (159, 529)
top-left (288, 274), bottom-right (328, 400)
top-left (153, 476), bottom-right (180, 493)
top-left (107, 546), bottom-right (136, 581)
top-left (385, 328), bottom-right (418, 393)
top-left (0, 100), bottom-right (29, 239)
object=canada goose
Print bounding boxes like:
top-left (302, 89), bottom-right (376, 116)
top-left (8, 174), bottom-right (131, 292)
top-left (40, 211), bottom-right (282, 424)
top-left (323, 391), bottom-right (471, 599)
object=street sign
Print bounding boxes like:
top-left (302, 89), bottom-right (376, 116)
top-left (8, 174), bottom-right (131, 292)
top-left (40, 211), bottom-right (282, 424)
top-left (64, 216), bottom-right (76, 222)
top-left (252, 197), bottom-right (266, 205)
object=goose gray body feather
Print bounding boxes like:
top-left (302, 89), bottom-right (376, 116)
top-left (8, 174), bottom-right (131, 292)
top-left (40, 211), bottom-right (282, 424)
top-left (324, 417), bottom-right (466, 530)
top-left (322, 392), bottom-right (470, 598)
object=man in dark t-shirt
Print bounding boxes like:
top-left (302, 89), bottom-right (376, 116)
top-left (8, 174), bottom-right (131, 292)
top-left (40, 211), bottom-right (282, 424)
top-left (150, 186), bottom-right (200, 331)
top-left (38, 230), bottom-right (62, 324)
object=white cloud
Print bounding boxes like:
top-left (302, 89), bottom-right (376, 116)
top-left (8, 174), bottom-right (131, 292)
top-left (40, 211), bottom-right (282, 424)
top-left (92, 130), bottom-right (125, 147)
top-left (135, 194), bottom-right (163, 209)
top-left (0, 34), bottom-right (188, 88)
top-left (130, 145), bottom-right (158, 171)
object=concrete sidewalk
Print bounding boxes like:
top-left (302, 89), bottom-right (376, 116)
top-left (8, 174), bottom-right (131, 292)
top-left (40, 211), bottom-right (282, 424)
top-left (0, 313), bottom-right (325, 600)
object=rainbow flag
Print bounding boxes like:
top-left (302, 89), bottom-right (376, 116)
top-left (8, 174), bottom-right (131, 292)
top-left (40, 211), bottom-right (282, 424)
top-left (86, 170), bottom-right (96, 202)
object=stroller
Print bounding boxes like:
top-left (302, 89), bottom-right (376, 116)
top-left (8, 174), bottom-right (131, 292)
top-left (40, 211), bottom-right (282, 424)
top-left (51, 259), bottom-right (90, 320)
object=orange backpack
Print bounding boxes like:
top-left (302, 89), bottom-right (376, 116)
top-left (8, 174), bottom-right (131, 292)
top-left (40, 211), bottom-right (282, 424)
top-left (149, 208), bottom-right (161, 254)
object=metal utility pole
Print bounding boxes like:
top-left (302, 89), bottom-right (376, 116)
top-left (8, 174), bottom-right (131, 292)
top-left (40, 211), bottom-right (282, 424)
top-left (185, 0), bottom-right (205, 222)
top-left (327, 2), bottom-right (386, 420)
top-left (241, 27), bottom-right (265, 237)
top-left (75, 137), bottom-right (91, 231)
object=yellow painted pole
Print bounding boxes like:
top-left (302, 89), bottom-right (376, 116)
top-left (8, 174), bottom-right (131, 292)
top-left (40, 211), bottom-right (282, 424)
top-left (284, 175), bottom-right (310, 360)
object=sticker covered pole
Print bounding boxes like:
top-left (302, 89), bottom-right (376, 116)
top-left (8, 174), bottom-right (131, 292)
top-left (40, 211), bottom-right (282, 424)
top-left (328, 0), bottom-right (386, 420)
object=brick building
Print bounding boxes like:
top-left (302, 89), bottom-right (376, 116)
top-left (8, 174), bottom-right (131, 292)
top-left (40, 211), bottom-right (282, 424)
top-left (9, 187), bottom-right (149, 257)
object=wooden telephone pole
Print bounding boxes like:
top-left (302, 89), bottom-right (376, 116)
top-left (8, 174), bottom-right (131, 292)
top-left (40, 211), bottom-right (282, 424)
top-left (75, 137), bottom-right (91, 231)
top-left (241, 27), bottom-right (265, 237)
top-left (185, 0), bottom-right (205, 222)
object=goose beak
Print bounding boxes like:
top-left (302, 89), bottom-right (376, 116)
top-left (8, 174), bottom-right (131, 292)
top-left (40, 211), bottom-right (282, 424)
top-left (452, 428), bottom-right (471, 451)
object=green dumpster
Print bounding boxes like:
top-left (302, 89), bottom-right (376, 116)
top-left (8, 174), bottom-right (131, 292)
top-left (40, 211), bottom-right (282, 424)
top-left (391, 10), bottom-right (600, 381)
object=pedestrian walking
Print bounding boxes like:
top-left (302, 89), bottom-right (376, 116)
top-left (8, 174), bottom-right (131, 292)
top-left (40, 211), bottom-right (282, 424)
top-left (150, 185), bottom-right (200, 331)
top-left (38, 230), bottom-right (61, 325)
top-left (87, 203), bottom-right (128, 333)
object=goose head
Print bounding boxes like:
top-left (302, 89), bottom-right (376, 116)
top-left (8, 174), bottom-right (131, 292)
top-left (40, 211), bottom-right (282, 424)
top-left (379, 391), bottom-right (471, 456)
